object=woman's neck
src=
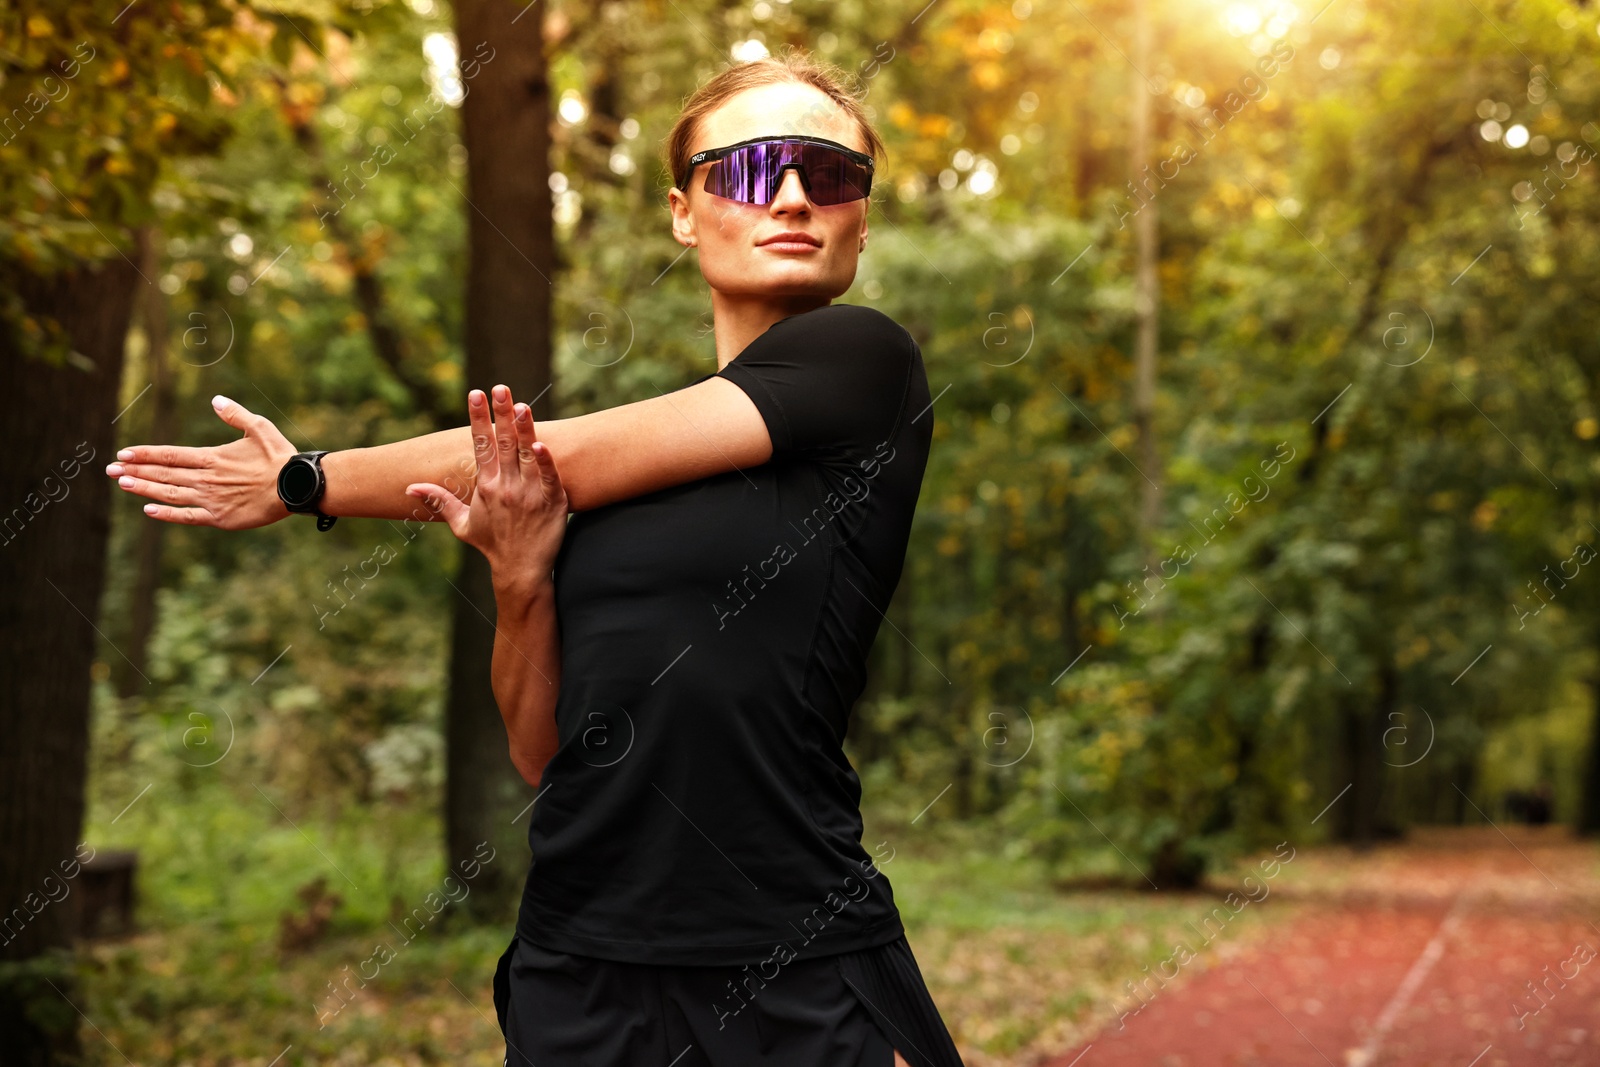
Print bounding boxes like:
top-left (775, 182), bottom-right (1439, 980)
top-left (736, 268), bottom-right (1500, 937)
top-left (710, 293), bottom-right (834, 369)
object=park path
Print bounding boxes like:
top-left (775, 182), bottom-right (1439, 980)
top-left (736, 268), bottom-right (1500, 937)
top-left (1044, 827), bottom-right (1600, 1067)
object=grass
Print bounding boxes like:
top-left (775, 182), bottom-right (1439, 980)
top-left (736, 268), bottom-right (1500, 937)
top-left (67, 780), bottom-right (1305, 1066)
top-left (876, 824), bottom-right (1304, 1063)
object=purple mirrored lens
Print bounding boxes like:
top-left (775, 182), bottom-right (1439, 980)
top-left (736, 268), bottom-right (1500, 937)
top-left (706, 141), bottom-right (871, 206)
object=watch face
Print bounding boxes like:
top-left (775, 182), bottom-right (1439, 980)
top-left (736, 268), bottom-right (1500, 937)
top-left (279, 460), bottom-right (321, 507)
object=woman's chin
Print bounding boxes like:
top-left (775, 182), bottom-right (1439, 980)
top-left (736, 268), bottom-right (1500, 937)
top-left (712, 262), bottom-right (849, 298)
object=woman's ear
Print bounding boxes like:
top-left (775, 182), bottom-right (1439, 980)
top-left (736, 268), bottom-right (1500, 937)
top-left (668, 188), bottom-right (698, 247)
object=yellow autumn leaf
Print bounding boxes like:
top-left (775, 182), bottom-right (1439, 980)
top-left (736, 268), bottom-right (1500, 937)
top-left (26, 15), bottom-right (55, 37)
top-left (972, 61), bottom-right (1004, 91)
top-left (105, 156), bottom-right (134, 175)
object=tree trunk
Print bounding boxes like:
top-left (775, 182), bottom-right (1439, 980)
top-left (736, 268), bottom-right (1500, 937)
top-left (0, 254), bottom-right (141, 1065)
top-left (281, 100), bottom-right (454, 431)
top-left (1337, 665), bottom-right (1393, 846)
top-left (1579, 617), bottom-right (1600, 835)
top-left (1130, 0), bottom-right (1162, 565)
top-left (446, 0), bottom-right (554, 923)
top-left (115, 230), bottom-right (175, 698)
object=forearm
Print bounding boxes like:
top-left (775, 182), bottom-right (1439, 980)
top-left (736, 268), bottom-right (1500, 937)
top-left (318, 417), bottom-right (587, 520)
top-left (321, 426), bottom-right (476, 521)
top-left (491, 574), bottom-right (562, 788)
top-left (323, 379), bottom-right (769, 520)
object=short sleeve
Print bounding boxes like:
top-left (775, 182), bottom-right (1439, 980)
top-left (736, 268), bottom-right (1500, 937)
top-left (716, 304), bottom-right (915, 463)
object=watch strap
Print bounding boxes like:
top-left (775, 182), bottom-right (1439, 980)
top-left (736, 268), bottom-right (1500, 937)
top-left (280, 450), bottom-right (337, 531)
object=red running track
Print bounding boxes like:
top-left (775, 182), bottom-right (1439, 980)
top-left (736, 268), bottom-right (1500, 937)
top-left (1046, 881), bottom-right (1600, 1065)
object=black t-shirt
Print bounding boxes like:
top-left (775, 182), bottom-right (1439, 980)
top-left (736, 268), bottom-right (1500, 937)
top-left (514, 302), bottom-right (933, 967)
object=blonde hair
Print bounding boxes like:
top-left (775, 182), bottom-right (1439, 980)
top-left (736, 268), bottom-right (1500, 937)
top-left (662, 46), bottom-right (887, 196)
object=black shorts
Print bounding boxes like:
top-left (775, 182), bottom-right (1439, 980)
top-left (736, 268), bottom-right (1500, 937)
top-left (492, 932), bottom-right (966, 1067)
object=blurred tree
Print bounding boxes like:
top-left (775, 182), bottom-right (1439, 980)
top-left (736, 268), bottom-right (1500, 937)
top-left (112, 228), bottom-right (177, 697)
top-left (443, 0), bottom-right (554, 922)
top-left (0, 3), bottom-right (249, 1059)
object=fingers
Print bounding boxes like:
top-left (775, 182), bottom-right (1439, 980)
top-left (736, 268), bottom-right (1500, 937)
top-left (491, 385), bottom-right (518, 481)
top-left (511, 401), bottom-right (564, 507)
top-left (210, 395), bottom-right (267, 436)
top-left (531, 439), bottom-right (566, 509)
top-left (115, 475), bottom-right (204, 507)
top-left (108, 395), bottom-right (270, 481)
top-left (406, 483), bottom-right (470, 539)
top-left (140, 502), bottom-right (219, 527)
top-left (512, 402), bottom-right (538, 476)
top-left (111, 444), bottom-right (213, 469)
top-left (468, 388), bottom-right (496, 483)
top-left (105, 461), bottom-right (207, 488)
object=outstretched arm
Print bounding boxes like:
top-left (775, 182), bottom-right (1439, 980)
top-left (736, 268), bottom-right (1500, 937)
top-left (107, 375), bottom-right (774, 526)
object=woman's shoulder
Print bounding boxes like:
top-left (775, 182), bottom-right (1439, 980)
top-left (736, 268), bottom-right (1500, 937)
top-left (776, 302), bottom-right (917, 349)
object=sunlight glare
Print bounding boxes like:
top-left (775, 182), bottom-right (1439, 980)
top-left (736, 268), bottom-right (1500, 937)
top-left (1222, 0), bottom-right (1299, 38)
top-left (421, 32), bottom-right (463, 107)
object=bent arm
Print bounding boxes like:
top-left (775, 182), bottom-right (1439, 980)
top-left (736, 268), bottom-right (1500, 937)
top-left (408, 389), bottom-right (571, 786)
top-left (493, 574), bottom-right (562, 788)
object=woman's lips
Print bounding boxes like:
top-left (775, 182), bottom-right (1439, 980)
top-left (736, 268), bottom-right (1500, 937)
top-left (757, 231), bottom-right (822, 253)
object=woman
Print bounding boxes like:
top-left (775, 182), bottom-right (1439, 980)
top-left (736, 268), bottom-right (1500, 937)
top-left (107, 48), bottom-right (961, 1067)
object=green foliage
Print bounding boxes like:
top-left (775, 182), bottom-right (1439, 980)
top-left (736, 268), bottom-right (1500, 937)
top-left (0, 0), bottom-right (245, 360)
top-left (41, 0), bottom-right (1600, 1058)
top-left (75, 0), bottom-right (1600, 925)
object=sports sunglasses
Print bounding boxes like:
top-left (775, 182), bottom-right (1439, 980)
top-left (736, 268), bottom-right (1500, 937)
top-left (682, 134), bottom-right (875, 206)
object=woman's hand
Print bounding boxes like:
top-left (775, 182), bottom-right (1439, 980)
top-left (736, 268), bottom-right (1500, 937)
top-left (105, 395), bottom-right (296, 529)
top-left (406, 385), bottom-right (568, 593)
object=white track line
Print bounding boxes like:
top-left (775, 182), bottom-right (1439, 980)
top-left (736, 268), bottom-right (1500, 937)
top-left (1350, 894), bottom-right (1470, 1067)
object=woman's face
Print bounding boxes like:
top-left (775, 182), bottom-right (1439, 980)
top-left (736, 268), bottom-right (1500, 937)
top-left (669, 81), bottom-right (871, 300)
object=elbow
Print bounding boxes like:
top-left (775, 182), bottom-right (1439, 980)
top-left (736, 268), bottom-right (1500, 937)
top-left (512, 749), bottom-right (551, 791)
top-left (512, 757), bottom-right (542, 791)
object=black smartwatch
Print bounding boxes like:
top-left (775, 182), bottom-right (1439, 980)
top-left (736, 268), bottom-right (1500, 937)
top-left (277, 451), bottom-right (337, 531)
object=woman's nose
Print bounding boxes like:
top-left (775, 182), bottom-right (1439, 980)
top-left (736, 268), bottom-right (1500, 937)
top-left (770, 167), bottom-right (811, 208)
